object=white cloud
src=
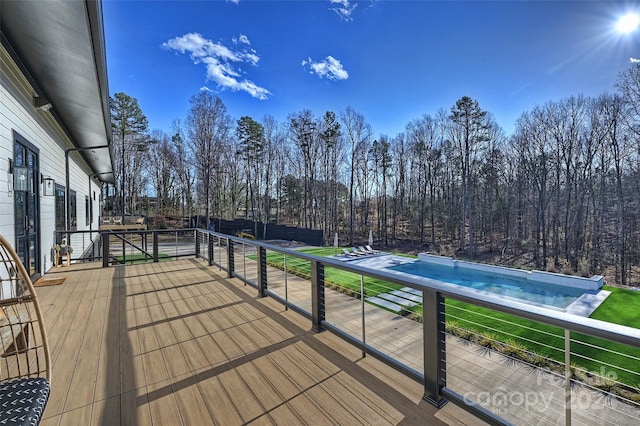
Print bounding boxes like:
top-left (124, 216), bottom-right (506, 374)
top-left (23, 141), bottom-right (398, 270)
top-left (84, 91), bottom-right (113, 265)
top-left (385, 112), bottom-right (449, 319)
top-left (302, 56), bottom-right (349, 80)
top-left (227, 0), bottom-right (240, 4)
top-left (630, 57), bottom-right (640, 63)
top-left (163, 32), bottom-right (270, 100)
top-left (200, 86), bottom-right (212, 92)
top-left (329, 0), bottom-right (357, 21)
top-left (235, 34), bottom-right (251, 45)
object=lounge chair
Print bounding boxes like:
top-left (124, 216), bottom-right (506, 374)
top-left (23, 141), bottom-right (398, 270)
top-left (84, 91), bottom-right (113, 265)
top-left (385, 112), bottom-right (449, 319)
top-left (359, 246), bottom-right (372, 255)
top-left (365, 245), bottom-right (380, 254)
top-left (342, 248), bottom-right (358, 257)
top-left (351, 247), bottom-right (367, 256)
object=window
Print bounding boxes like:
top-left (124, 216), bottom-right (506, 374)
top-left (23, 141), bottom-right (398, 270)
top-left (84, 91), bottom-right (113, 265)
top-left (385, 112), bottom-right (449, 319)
top-left (69, 190), bottom-right (77, 230)
top-left (85, 196), bottom-right (90, 226)
top-left (54, 184), bottom-right (65, 244)
top-left (55, 186), bottom-right (77, 241)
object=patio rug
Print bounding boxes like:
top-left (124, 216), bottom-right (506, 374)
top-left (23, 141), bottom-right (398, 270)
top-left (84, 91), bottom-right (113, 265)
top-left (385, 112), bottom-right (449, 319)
top-left (34, 276), bottom-right (67, 287)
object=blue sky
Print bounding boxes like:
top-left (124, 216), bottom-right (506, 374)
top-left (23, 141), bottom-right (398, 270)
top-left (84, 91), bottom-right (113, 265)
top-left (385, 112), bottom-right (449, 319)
top-left (104, 0), bottom-right (640, 138)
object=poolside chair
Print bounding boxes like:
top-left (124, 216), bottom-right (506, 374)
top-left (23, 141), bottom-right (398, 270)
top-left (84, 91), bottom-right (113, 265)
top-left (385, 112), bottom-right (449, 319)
top-left (342, 248), bottom-right (358, 257)
top-left (351, 247), bottom-right (367, 256)
top-left (0, 235), bottom-right (51, 424)
top-left (365, 245), bottom-right (380, 254)
top-left (359, 246), bottom-right (373, 255)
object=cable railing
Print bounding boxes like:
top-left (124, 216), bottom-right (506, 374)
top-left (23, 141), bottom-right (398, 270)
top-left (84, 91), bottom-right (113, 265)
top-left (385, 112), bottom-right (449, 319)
top-left (195, 229), bottom-right (640, 425)
top-left (57, 228), bottom-right (640, 425)
top-left (53, 228), bottom-right (198, 266)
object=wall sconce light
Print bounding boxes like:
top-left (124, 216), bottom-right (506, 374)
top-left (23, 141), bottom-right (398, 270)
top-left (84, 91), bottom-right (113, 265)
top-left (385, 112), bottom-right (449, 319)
top-left (42, 175), bottom-right (55, 196)
top-left (34, 96), bottom-right (52, 112)
top-left (7, 159), bottom-right (13, 196)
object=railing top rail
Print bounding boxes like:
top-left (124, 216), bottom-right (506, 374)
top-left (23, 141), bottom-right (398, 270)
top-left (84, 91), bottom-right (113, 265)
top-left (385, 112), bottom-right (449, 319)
top-left (201, 229), bottom-right (640, 348)
top-left (55, 228), bottom-right (196, 236)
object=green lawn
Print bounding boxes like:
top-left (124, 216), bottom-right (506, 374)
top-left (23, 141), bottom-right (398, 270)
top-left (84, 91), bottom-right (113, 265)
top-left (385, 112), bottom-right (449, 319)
top-left (257, 247), bottom-right (640, 388)
top-left (263, 247), bottom-right (403, 296)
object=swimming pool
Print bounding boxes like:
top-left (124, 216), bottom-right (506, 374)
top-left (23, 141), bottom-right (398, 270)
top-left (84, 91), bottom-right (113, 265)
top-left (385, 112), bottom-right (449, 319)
top-left (385, 254), bottom-right (605, 310)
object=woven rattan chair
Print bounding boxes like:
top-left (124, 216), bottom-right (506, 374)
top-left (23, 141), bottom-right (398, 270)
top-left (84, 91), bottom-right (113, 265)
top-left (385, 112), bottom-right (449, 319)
top-left (0, 235), bottom-right (51, 425)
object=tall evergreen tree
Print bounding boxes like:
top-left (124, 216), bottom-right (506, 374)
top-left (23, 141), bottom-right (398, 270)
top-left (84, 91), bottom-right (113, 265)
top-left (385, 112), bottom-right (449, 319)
top-left (110, 92), bottom-right (149, 214)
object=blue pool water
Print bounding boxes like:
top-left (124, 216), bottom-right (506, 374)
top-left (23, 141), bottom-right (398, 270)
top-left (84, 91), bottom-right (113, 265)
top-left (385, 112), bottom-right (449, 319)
top-left (387, 261), bottom-right (586, 308)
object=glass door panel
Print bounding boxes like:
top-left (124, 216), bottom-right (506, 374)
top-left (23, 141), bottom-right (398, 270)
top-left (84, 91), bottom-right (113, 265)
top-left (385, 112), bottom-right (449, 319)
top-left (13, 139), bottom-right (39, 277)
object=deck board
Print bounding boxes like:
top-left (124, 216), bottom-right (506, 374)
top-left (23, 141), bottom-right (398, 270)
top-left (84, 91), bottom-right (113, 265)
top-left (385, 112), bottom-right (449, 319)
top-left (34, 258), bottom-right (478, 425)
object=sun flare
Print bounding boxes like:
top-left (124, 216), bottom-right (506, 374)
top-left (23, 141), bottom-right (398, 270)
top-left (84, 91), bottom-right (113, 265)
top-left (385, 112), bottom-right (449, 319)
top-left (617, 12), bottom-right (640, 33)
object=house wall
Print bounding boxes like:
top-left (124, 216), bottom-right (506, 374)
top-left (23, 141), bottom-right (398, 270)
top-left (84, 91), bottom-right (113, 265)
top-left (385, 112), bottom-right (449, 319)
top-left (0, 44), bottom-right (102, 273)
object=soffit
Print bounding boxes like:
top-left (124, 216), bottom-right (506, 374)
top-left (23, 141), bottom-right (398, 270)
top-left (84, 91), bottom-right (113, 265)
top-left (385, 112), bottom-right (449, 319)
top-left (1, 0), bottom-right (114, 183)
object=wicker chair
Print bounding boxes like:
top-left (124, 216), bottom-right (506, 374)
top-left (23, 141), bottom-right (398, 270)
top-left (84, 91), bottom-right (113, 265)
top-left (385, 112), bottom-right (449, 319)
top-left (0, 235), bottom-right (51, 425)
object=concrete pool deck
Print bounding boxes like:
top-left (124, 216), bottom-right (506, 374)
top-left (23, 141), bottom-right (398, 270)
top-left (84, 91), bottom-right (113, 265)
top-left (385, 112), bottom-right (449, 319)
top-left (333, 253), bottom-right (610, 317)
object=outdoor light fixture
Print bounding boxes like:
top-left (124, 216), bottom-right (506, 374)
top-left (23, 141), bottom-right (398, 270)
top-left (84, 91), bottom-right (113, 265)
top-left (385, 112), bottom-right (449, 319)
top-left (7, 159), bottom-right (13, 195)
top-left (42, 175), bottom-right (55, 196)
top-left (33, 96), bottom-right (52, 112)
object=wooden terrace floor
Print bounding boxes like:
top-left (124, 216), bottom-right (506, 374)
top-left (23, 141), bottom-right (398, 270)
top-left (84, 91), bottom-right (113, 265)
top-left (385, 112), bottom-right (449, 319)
top-left (36, 258), bottom-right (479, 425)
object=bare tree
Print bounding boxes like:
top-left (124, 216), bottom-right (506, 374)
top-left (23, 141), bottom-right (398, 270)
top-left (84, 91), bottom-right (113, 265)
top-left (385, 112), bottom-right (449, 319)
top-left (146, 130), bottom-right (175, 220)
top-left (390, 133), bottom-right (408, 242)
top-left (449, 96), bottom-right (489, 257)
top-left (186, 92), bottom-right (231, 229)
top-left (513, 107), bottom-right (554, 268)
top-left (601, 93), bottom-right (631, 284)
top-left (370, 136), bottom-right (392, 244)
top-left (319, 111), bottom-right (342, 240)
top-left (340, 107), bottom-right (372, 244)
top-left (262, 117), bottom-right (289, 225)
top-left (170, 120), bottom-right (195, 227)
top-left (616, 61), bottom-right (640, 136)
top-left (406, 114), bottom-right (443, 245)
top-left (236, 116), bottom-right (265, 234)
top-left (289, 110), bottom-right (320, 228)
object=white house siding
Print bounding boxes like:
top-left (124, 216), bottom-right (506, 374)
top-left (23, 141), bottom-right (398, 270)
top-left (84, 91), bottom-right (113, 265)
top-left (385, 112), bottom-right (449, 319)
top-left (1, 44), bottom-right (102, 273)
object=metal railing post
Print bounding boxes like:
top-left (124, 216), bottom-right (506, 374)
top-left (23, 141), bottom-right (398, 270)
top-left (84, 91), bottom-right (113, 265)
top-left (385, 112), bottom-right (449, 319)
top-left (565, 329), bottom-right (572, 426)
top-left (153, 231), bottom-right (159, 263)
top-left (361, 274), bottom-right (366, 357)
top-left (284, 254), bottom-right (288, 310)
top-left (422, 289), bottom-right (446, 407)
top-left (310, 259), bottom-right (325, 333)
top-left (102, 232), bottom-right (109, 267)
top-left (257, 246), bottom-right (267, 297)
top-left (208, 233), bottom-right (214, 266)
top-left (195, 231), bottom-right (201, 258)
top-left (227, 239), bottom-right (235, 278)
top-left (243, 242), bottom-right (247, 283)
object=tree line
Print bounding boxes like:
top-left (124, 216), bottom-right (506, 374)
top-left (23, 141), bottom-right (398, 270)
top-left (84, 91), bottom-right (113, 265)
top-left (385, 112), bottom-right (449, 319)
top-left (109, 62), bottom-right (640, 285)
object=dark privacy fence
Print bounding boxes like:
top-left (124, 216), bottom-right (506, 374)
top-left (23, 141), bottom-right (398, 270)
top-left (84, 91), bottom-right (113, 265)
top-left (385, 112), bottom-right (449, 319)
top-left (196, 218), bottom-right (323, 246)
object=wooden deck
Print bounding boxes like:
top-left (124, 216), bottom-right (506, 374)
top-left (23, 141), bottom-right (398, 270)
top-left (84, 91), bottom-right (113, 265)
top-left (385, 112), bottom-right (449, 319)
top-left (35, 258), bottom-right (480, 425)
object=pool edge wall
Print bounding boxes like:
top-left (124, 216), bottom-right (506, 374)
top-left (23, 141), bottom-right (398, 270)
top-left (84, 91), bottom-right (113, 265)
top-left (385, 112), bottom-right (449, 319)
top-left (417, 253), bottom-right (603, 291)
